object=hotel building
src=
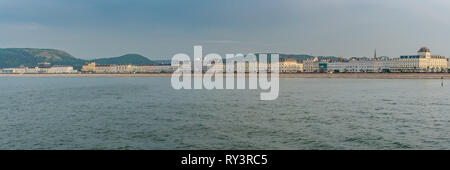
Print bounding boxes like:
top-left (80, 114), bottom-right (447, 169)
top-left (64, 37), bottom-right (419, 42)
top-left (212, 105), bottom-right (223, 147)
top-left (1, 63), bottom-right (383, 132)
top-left (81, 62), bottom-right (176, 73)
top-left (327, 58), bottom-right (388, 73)
top-left (325, 47), bottom-right (447, 73)
top-left (303, 57), bottom-right (330, 73)
top-left (280, 57), bottom-right (303, 73)
top-left (1, 65), bottom-right (76, 74)
top-left (390, 47), bottom-right (447, 72)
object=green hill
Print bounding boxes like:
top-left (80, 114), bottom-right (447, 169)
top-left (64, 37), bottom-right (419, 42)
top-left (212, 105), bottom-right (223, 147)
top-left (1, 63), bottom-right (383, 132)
top-left (255, 53), bottom-right (337, 62)
top-left (91, 54), bottom-right (155, 65)
top-left (0, 49), bottom-right (156, 69)
top-left (279, 54), bottom-right (338, 61)
top-left (0, 48), bottom-right (85, 68)
top-left (0, 48), bottom-right (338, 70)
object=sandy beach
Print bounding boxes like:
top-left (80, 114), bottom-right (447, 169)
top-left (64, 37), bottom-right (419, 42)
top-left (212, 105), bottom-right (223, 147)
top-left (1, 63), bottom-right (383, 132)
top-left (1, 73), bottom-right (450, 79)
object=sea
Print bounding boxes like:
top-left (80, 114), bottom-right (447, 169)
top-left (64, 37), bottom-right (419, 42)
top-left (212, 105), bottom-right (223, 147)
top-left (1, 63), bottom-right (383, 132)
top-left (0, 77), bottom-right (449, 149)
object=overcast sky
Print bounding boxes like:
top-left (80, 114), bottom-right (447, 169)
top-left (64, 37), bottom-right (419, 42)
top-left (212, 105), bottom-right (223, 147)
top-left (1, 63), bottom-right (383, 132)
top-left (1, 0), bottom-right (450, 59)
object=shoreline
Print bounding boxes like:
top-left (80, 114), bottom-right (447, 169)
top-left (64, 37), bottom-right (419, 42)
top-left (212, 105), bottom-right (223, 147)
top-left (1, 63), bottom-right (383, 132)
top-left (1, 73), bottom-right (450, 79)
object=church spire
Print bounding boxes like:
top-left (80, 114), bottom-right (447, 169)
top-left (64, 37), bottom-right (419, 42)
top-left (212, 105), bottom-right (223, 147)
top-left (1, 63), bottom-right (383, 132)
top-left (374, 49), bottom-right (377, 60)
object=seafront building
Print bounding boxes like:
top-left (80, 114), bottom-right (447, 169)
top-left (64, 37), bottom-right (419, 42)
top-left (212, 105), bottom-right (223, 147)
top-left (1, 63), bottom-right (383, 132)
top-left (46, 66), bottom-right (78, 73)
top-left (327, 58), bottom-right (389, 73)
top-left (303, 57), bottom-right (329, 72)
top-left (172, 58), bottom-right (274, 73)
top-left (1, 64), bottom-right (77, 74)
top-left (1, 47), bottom-right (448, 74)
top-left (303, 47), bottom-right (449, 73)
top-left (279, 57), bottom-right (303, 73)
top-left (303, 57), bottom-right (319, 72)
top-left (81, 62), bottom-right (176, 73)
top-left (389, 47), bottom-right (447, 72)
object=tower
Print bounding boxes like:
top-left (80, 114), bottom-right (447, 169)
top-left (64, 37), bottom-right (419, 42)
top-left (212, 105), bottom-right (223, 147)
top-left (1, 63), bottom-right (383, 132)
top-left (374, 49), bottom-right (377, 60)
top-left (418, 46), bottom-right (431, 58)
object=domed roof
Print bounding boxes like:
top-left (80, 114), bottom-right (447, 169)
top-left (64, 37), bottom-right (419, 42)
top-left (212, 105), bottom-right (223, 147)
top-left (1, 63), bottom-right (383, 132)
top-left (418, 46), bottom-right (431, 53)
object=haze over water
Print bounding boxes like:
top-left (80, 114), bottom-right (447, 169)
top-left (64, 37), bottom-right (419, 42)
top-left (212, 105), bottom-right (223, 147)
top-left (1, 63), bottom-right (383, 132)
top-left (0, 77), bottom-right (449, 149)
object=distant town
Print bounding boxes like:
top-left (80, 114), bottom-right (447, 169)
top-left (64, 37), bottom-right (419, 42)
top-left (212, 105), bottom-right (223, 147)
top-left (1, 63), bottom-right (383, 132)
top-left (1, 47), bottom-right (449, 74)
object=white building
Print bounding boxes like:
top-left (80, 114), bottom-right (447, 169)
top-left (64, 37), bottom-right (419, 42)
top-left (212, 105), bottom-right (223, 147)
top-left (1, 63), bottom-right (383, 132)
top-left (151, 65), bottom-right (176, 73)
top-left (390, 47), bottom-right (447, 72)
top-left (280, 57), bottom-right (303, 73)
top-left (82, 62), bottom-right (177, 73)
top-left (1, 65), bottom-right (76, 74)
top-left (327, 62), bottom-right (347, 73)
top-left (327, 47), bottom-right (447, 73)
top-left (303, 57), bottom-right (319, 72)
top-left (47, 66), bottom-right (77, 73)
top-left (347, 59), bottom-right (376, 72)
top-left (330, 59), bottom-right (387, 73)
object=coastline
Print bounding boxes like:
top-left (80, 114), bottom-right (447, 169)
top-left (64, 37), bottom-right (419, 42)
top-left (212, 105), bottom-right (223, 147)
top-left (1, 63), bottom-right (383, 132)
top-left (1, 73), bottom-right (450, 79)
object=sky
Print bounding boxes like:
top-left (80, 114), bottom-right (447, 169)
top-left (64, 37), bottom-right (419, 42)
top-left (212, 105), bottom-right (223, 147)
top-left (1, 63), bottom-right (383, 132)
top-left (1, 0), bottom-right (450, 60)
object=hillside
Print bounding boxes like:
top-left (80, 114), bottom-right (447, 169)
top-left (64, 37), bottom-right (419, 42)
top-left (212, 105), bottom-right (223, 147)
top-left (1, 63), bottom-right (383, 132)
top-left (0, 48), bottom-right (85, 68)
top-left (0, 48), bottom-right (339, 70)
top-left (255, 53), bottom-right (337, 62)
top-left (279, 54), bottom-right (338, 61)
top-left (0, 49), bottom-right (156, 69)
top-left (91, 54), bottom-right (155, 65)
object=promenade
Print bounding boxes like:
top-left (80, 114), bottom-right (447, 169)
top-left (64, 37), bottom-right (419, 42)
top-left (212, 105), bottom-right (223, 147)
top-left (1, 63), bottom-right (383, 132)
top-left (1, 73), bottom-right (450, 79)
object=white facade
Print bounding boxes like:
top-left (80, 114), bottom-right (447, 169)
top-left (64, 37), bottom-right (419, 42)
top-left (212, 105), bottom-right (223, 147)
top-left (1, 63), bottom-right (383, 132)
top-left (327, 47), bottom-right (447, 73)
top-left (151, 65), bottom-right (176, 73)
top-left (280, 58), bottom-right (303, 73)
top-left (82, 62), bottom-right (177, 73)
top-left (47, 66), bottom-right (77, 73)
top-left (1, 66), bottom-right (76, 74)
top-left (390, 47), bottom-right (447, 72)
top-left (303, 57), bottom-right (319, 72)
top-left (327, 62), bottom-right (346, 73)
top-left (327, 59), bottom-right (386, 73)
top-left (347, 59), bottom-right (375, 72)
